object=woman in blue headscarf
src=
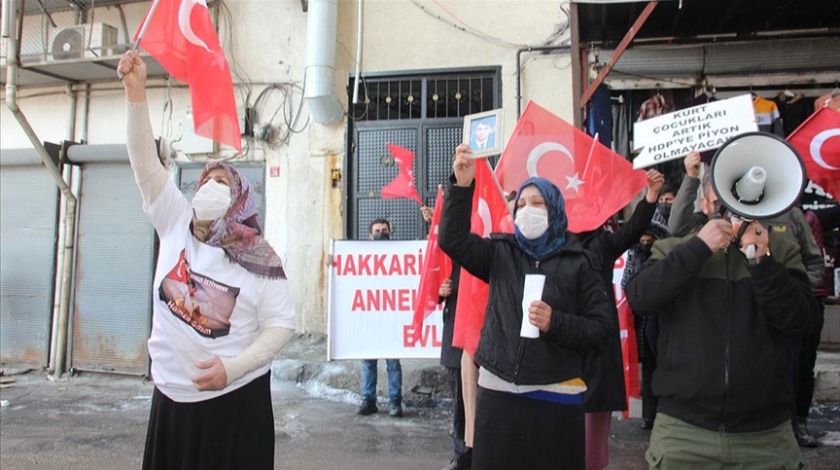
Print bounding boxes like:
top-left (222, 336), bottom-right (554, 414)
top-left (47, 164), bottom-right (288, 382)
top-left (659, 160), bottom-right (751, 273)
top-left (439, 144), bottom-right (613, 470)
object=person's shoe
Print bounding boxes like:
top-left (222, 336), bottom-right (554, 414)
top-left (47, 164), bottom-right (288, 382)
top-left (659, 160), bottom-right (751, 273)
top-left (640, 419), bottom-right (654, 430)
top-left (440, 448), bottom-right (472, 470)
top-left (388, 401), bottom-right (403, 418)
top-left (356, 398), bottom-right (377, 416)
top-left (441, 459), bottom-right (469, 470)
top-left (795, 418), bottom-right (818, 448)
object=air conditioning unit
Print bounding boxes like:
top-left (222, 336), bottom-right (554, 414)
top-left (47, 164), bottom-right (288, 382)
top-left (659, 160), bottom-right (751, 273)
top-left (50, 23), bottom-right (119, 61)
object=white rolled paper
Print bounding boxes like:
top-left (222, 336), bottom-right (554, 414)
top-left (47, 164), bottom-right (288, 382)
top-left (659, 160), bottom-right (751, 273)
top-left (520, 274), bottom-right (546, 338)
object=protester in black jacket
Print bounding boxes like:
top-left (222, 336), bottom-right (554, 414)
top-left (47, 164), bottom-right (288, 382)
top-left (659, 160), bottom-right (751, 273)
top-left (440, 144), bottom-right (613, 470)
top-left (625, 173), bottom-right (819, 468)
top-left (575, 169), bottom-right (664, 470)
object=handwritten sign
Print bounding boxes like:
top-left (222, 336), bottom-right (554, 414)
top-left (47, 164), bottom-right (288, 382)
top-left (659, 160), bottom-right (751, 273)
top-left (633, 94), bottom-right (758, 169)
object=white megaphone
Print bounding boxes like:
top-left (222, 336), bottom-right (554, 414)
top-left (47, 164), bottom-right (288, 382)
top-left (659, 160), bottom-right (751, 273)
top-left (710, 132), bottom-right (807, 221)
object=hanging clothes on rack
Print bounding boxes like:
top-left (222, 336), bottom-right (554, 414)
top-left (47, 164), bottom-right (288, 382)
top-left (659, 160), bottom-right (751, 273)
top-left (637, 90), bottom-right (674, 122)
top-left (814, 91), bottom-right (840, 112)
top-left (586, 84), bottom-right (613, 149)
top-left (637, 88), bottom-right (678, 186)
top-left (612, 95), bottom-right (630, 159)
top-left (773, 92), bottom-right (813, 137)
top-left (752, 94), bottom-right (785, 136)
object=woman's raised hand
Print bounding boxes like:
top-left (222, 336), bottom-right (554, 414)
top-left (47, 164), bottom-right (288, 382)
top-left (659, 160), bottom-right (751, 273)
top-left (117, 51), bottom-right (148, 103)
top-left (453, 144), bottom-right (475, 187)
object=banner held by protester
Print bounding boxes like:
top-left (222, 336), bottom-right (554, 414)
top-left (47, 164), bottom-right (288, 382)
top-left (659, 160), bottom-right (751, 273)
top-left (633, 94), bottom-right (757, 169)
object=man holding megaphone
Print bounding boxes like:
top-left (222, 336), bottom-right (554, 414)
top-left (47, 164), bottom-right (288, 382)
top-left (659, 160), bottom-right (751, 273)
top-left (670, 140), bottom-right (825, 449)
top-left (624, 134), bottom-right (820, 468)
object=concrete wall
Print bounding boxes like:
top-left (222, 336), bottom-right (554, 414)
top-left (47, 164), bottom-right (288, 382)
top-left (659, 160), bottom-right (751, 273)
top-left (1, 0), bottom-right (576, 336)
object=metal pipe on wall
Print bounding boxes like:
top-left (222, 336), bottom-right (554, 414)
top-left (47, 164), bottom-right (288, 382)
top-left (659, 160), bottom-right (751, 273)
top-left (351, 0), bottom-right (363, 105)
top-left (515, 45), bottom-right (571, 119)
top-left (1, 0), bottom-right (12, 38)
top-left (49, 85), bottom-right (79, 373)
top-left (4, 10), bottom-right (78, 379)
top-left (49, 164), bottom-right (72, 372)
top-left (304, 0), bottom-right (343, 124)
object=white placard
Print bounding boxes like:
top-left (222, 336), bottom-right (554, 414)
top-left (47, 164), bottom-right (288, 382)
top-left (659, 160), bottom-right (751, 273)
top-left (632, 94), bottom-right (758, 169)
top-left (328, 239), bottom-right (444, 360)
top-left (520, 274), bottom-right (545, 338)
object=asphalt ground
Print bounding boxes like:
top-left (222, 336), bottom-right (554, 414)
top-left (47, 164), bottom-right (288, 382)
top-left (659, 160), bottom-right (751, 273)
top-left (1, 365), bottom-right (839, 470)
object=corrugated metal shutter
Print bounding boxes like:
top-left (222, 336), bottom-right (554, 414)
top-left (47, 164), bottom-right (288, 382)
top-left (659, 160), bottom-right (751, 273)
top-left (603, 37), bottom-right (840, 79)
top-left (68, 145), bottom-right (154, 375)
top-left (0, 150), bottom-right (58, 367)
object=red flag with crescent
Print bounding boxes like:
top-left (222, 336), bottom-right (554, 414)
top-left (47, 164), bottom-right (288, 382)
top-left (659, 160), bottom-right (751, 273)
top-left (452, 160), bottom-right (514, 357)
top-left (410, 186), bottom-right (452, 343)
top-left (381, 144), bottom-right (423, 204)
top-left (135, 0), bottom-right (242, 152)
top-left (787, 106), bottom-right (840, 197)
top-left (495, 101), bottom-right (647, 232)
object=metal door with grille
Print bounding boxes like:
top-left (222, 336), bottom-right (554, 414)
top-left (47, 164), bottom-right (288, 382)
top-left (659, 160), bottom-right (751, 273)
top-left (68, 146), bottom-right (155, 375)
top-left (347, 68), bottom-right (500, 239)
top-left (351, 124), bottom-right (462, 240)
top-left (0, 150), bottom-right (59, 367)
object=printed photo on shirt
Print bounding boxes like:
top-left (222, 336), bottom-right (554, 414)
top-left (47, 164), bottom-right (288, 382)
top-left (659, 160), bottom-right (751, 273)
top-left (159, 250), bottom-right (240, 338)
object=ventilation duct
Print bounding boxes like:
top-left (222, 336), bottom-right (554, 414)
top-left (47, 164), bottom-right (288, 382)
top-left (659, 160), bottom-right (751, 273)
top-left (304, 0), bottom-right (344, 125)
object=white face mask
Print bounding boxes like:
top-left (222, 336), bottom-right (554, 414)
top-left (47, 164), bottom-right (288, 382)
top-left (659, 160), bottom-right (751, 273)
top-left (192, 179), bottom-right (232, 221)
top-left (515, 205), bottom-right (549, 239)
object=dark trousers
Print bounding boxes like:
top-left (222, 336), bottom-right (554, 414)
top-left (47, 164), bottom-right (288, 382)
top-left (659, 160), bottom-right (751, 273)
top-left (446, 366), bottom-right (467, 458)
top-left (641, 339), bottom-right (659, 423)
top-left (793, 301), bottom-right (825, 419)
top-left (473, 387), bottom-right (584, 470)
top-left (635, 314), bottom-right (659, 423)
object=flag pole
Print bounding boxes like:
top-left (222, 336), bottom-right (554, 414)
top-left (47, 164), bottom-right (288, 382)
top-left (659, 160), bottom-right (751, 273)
top-left (483, 158), bottom-right (513, 217)
top-left (118, 0), bottom-right (162, 80)
top-left (581, 132), bottom-right (599, 178)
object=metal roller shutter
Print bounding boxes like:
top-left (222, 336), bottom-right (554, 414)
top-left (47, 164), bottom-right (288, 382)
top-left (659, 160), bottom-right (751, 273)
top-left (67, 145), bottom-right (154, 375)
top-left (0, 149), bottom-right (59, 368)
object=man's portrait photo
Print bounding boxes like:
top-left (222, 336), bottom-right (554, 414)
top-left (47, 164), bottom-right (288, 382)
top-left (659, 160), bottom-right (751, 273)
top-left (463, 108), bottom-right (504, 158)
top-left (470, 117), bottom-right (496, 151)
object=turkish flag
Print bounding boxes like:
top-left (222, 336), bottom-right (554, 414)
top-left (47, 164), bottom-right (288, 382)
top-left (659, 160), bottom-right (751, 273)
top-left (410, 186), bottom-right (452, 343)
top-left (787, 107), bottom-right (840, 197)
top-left (381, 144), bottom-right (423, 204)
top-left (495, 101), bottom-right (647, 232)
top-left (617, 297), bottom-right (640, 419)
top-left (452, 160), bottom-right (514, 357)
top-left (135, 0), bottom-right (242, 152)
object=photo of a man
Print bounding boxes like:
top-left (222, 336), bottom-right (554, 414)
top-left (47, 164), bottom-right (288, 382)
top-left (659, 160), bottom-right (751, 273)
top-left (469, 117), bottom-right (496, 151)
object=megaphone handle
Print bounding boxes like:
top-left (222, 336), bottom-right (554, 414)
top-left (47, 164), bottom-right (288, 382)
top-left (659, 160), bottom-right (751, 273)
top-left (734, 221), bottom-right (757, 260)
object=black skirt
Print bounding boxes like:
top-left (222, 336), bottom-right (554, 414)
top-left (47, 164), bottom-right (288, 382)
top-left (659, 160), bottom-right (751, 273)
top-left (142, 372), bottom-right (274, 470)
top-left (472, 387), bottom-right (584, 470)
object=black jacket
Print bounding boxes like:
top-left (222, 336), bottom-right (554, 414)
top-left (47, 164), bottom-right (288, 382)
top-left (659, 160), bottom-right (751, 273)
top-left (625, 234), bottom-right (820, 432)
top-left (576, 198), bottom-right (657, 412)
top-left (439, 182), bottom-right (613, 386)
